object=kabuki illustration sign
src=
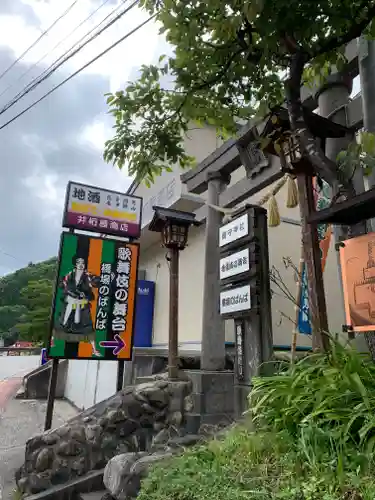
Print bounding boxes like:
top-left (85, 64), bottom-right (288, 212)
top-left (48, 232), bottom-right (139, 361)
top-left (63, 181), bottom-right (143, 239)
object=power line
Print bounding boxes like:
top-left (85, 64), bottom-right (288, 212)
top-left (0, 0), bottom-right (79, 83)
top-left (0, 248), bottom-right (19, 262)
top-left (2, 0), bottom-right (128, 104)
top-left (0, 0), bottom-right (115, 101)
top-left (0, 0), bottom-right (138, 117)
top-left (0, 13), bottom-right (157, 132)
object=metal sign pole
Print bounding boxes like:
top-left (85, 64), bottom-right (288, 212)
top-left (44, 358), bottom-right (59, 431)
top-left (116, 360), bottom-right (125, 392)
top-left (219, 205), bottom-right (272, 418)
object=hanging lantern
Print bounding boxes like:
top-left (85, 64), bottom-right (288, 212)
top-left (149, 206), bottom-right (200, 250)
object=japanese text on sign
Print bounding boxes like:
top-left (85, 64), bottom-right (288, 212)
top-left (76, 216), bottom-right (129, 233)
top-left (71, 187), bottom-right (138, 212)
top-left (244, 143), bottom-right (269, 169)
top-left (142, 178), bottom-right (177, 227)
top-left (236, 322), bottom-right (245, 380)
top-left (220, 248), bottom-right (250, 280)
top-left (96, 263), bottom-right (113, 331)
top-left (219, 214), bottom-right (248, 247)
top-left (64, 182), bottom-right (142, 238)
top-left (111, 246), bottom-right (133, 336)
top-left (220, 284), bottom-right (251, 315)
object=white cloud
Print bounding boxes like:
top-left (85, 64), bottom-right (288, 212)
top-left (0, 0), bottom-right (160, 94)
top-left (80, 118), bottom-right (112, 150)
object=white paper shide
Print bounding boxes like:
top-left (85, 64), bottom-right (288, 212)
top-left (220, 284), bottom-right (251, 314)
top-left (220, 248), bottom-right (250, 280)
top-left (219, 214), bottom-right (248, 247)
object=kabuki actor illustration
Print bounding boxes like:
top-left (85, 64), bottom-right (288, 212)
top-left (340, 233), bottom-right (375, 333)
top-left (53, 255), bottom-right (102, 356)
top-left (48, 232), bottom-right (140, 361)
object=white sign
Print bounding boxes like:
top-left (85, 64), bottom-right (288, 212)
top-left (220, 284), bottom-right (251, 315)
top-left (142, 178), bottom-right (177, 227)
top-left (236, 322), bottom-right (245, 380)
top-left (220, 248), bottom-right (250, 280)
top-left (64, 181), bottom-right (143, 238)
top-left (219, 214), bottom-right (248, 247)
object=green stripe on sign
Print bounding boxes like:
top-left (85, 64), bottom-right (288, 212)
top-left (95, 238), bottom-right (116, 357)
top-left (49, 233), bottom-right (77, 358)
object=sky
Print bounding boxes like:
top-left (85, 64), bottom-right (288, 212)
top-left (0, 0), bottom-right (168, 276)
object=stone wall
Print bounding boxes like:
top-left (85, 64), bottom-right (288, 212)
top-left (16, 376), bottom-right (192, 496)
top-left (103, 434), bottom-right (209, 500)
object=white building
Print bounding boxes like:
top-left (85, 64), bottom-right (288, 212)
top-left (64, 124), bottom-right (366, 410)
top-left (131, 125), bottom-right (349, 351)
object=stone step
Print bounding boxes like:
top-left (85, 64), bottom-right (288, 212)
top-left (15, 386), bottom-right (26, 399)
top-left (25, 469), bottom-right (104, 500)
top-left (135, 376), bottom-right (156, 384)
top-left (79, 490), bottom-right (107, 500)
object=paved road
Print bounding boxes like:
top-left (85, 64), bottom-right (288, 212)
top-left (0, 378), bottom-right (22, 411)
top-left (0, 378), bottom-right (78, 500)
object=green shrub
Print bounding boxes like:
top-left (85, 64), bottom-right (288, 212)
top-left (251, 340), bottom-right (375, 472)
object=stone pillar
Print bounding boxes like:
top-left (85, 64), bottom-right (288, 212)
top-left (201, 171), bottom-right (230, 371)
top-left (316, 75), bottom-right (353, 166)
top-left (316, 74), bottom-right (365, 206)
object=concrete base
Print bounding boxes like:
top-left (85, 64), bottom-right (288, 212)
top-left (234, 384), bottom-right (251, 418)
top-left (183, 370), bottom-right (235, 433)
top-left (23, 359), bottom-right (68, 399)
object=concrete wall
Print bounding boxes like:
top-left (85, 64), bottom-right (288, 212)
top-left (138, 168), bottom-right (346, 351)
top-left (138, 224), bottom-right (237, 350)
top-left (137, 126), bottom-right (222, 228)
top-left (65, 359), bottom-right (117, 410)
top-left (0, 355), bottom-right (40, 380)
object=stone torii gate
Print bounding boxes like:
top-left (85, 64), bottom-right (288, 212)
top-left (181, 37), bottom-right (370, 384)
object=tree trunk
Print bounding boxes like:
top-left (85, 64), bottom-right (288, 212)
top-left (296, 174), bottom-right (330, 351)
top-left (283, 51), bottom-right (349, 351)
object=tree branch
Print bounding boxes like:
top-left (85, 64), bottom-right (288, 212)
top-left (311, 1), bottom-right (375, 59)
top-left (284, 49), bottom-right (340, 188)
top-left (149, 47), bottom-right (244, 127)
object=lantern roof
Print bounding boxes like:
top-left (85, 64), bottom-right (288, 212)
top-left (149, 206), bottom-right (200, 233)
top-left (259, 105), bottom-right (352, 156)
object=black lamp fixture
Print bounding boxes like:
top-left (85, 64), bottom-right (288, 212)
top-left (149, 206), bottom-right (200, 250)
top-left (149, 206), bottom-right (200, 379)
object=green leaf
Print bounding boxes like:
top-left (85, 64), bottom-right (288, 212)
top-left (104, 0), bottom-right (375, 185)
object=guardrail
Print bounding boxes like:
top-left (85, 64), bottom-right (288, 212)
top-left (0, 347), bottom-right (41, 356)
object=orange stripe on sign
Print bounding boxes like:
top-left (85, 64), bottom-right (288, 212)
top-left (78, 238), bottom-right (103, 358)
top-left (118, 243), bottom-right (139, 359)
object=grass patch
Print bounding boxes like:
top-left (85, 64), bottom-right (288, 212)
top-left (139, 426), bottom-right (375, 500)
